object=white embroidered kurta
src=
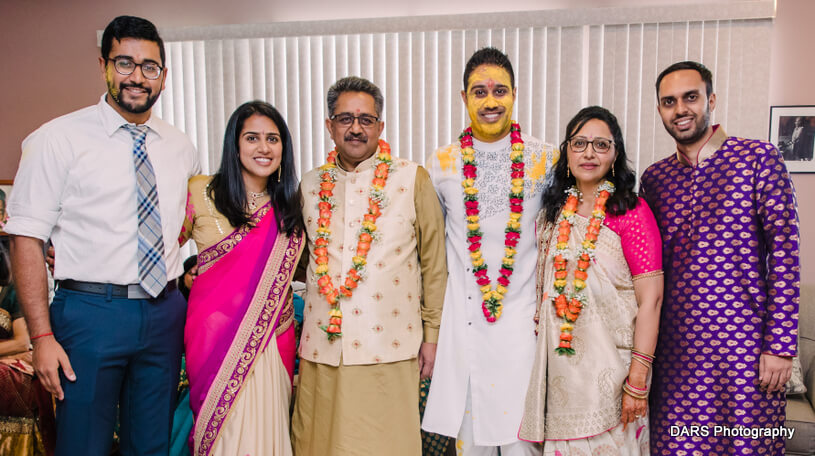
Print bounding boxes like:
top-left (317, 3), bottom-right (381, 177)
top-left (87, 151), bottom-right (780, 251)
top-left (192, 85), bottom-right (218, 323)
top-left (423, 133), bottom-right (557, 445)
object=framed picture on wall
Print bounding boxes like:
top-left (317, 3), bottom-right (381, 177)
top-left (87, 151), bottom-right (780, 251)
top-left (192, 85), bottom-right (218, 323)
top-left (769, 105), bottom-right (815, 173)
top-left (0, 180), bottom-right (12, 235)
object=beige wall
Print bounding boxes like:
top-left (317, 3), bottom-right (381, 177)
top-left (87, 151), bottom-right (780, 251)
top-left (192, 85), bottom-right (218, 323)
top-left (1, 0), bottom-right (811, 285)
top-left (770, 0), bottom-right (815, 288)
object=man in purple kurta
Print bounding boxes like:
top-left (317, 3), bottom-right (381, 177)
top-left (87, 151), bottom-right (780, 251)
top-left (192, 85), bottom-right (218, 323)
top-left (641, 61), bottom-right (800, 455)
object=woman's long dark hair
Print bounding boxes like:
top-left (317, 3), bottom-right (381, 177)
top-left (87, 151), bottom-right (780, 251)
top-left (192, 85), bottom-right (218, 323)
top-left (209, 101), bottom-right (303, 236)
top-left (540, 106), bottom-right (639, 225)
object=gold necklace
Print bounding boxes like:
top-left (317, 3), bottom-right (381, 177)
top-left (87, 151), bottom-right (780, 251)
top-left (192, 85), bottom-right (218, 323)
top-left (247, 190), bottom-right (268, 211)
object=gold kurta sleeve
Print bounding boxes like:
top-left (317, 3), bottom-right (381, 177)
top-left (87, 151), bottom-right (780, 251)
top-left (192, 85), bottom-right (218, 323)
top-left (413, 165), bottom-right (447, 343)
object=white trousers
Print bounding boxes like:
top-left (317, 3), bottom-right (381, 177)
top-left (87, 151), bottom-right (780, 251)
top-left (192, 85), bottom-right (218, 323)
top-left (455, 383), bottom-right (542, 456)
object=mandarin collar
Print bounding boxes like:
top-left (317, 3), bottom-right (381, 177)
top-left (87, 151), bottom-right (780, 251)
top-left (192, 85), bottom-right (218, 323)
top-left (675, 124), bottom-right (726, 167)
top-left (334, 144), bottom-right (382, 175)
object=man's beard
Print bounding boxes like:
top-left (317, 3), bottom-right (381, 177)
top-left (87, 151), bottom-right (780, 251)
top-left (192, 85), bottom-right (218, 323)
top-left (665, 106), bottom-right (711, 145)
top-left (108, 81), bottom-right (160, 115)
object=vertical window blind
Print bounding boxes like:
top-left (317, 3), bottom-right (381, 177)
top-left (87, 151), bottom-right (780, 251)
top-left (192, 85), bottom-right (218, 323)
top-left (150, 1), bottom-right (774, 178)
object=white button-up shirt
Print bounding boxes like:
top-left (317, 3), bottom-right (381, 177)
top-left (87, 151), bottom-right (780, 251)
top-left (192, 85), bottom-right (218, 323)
top-left (422, 133), bottom-right (557, 445)
top-left (5, 94), bottom-right (199, 283)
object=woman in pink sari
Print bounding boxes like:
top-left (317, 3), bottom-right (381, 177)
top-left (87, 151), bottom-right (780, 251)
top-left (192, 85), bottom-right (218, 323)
top-left (180, 101), bottom-right (304, 456)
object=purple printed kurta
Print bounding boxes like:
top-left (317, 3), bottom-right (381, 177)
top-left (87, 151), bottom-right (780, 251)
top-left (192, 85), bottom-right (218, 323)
top-left (640, 126), bottom-right (800, 456)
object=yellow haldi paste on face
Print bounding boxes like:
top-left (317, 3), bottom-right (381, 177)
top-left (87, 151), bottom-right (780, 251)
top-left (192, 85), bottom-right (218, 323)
top-left (106, 65), bottom-right (120, 102)
top-left (465, 65), bottom-right (514, 142)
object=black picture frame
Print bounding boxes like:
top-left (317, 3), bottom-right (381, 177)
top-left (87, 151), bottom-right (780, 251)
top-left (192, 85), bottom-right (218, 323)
top-left (769, 106), bottom-right (815, 173)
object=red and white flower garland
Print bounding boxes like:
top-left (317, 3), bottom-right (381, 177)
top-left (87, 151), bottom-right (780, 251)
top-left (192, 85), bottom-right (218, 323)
top-left (313, 140), bottom-right (393, 340)
top-left (460, 123), bottom-right (525, 323)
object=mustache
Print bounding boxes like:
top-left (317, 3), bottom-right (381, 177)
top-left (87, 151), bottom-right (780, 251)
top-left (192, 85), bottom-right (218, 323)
top-left (344, 132), bottom-right (368, 142)
top-left (120, 83), bottom-right (152, 94)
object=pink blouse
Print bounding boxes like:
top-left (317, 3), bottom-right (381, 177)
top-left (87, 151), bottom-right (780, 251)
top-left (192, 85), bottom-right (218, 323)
top-left (603, 197), bottom-right (662, 278)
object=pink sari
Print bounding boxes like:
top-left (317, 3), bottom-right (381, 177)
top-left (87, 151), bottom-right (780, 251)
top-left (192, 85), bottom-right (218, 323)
top-left (184, 203), bottom-right (303, 456)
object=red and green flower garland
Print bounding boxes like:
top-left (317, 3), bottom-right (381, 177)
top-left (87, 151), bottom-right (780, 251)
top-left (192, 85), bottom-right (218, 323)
top-left (313, 139), bottom-right (393, 340)
top-left (460, 123), bottom-right (524, 323)
top-left (552, 180), bottom-right (614, 355)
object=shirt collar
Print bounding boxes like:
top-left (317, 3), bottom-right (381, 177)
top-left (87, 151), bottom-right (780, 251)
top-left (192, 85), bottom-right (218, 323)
top-left (675, 124), bottom-right (727, 167)
top-left (97, 93), bottom-right (164, 138)
top-left (334, 144), bottom-right (381, 175)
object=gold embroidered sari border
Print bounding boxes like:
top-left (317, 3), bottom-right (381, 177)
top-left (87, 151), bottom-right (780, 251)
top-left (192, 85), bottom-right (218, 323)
top-left (0, 416), bottom-right (36, 434)
top-left (196, 203), bottom-right (271, 275)
top-left (193, 232), bottom-right (304, 456)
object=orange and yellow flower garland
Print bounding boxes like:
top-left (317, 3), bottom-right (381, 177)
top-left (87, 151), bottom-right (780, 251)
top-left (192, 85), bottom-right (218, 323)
top-left (460, 123), bottom-right (524, 323)
top-left (313, 139), bottom-right (393, 340)
top-left (552, 180), bottom-right (614, 355)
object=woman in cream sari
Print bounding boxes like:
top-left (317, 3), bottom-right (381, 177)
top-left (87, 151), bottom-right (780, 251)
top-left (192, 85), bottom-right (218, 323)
top-left (181, 101), bottom-right (304, 456)
top-left (520, 106), bottom-right (663, 455)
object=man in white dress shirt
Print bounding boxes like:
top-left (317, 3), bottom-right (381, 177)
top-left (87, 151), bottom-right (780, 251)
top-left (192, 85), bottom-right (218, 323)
top-left (422, 47), bottom-right (557, 455)
top-left (6, 16), bottom-right (198, 455)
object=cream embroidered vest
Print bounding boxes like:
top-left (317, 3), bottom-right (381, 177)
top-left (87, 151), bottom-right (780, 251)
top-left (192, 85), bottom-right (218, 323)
top-left (300, 154), bottom-right (423, 366)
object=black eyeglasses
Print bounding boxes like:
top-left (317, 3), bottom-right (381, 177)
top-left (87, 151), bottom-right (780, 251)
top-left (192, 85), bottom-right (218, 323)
top-left (568, 137), bottom-right (615, 154)
top-left (107, 57), bottom-right (164, 80)
top-left (329, 113), bottom-right (380, 128)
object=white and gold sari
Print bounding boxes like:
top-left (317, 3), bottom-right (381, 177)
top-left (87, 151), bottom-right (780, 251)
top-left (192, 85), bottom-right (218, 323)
top-left (520, 203), bottom-right (661, 455)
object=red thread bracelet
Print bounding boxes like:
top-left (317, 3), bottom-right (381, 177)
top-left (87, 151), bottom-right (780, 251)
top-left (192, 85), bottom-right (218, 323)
top-left (30, 332), bottom-right (53, 341)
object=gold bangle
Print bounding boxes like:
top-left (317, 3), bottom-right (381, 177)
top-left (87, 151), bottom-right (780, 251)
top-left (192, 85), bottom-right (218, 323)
top-left (631, 348), bottom-right (656, 363)
top-left (631, 348), bottom-right (655, 359)
top-left (632, 355), bottom-right (653, 369)
top-left (622, 383), bottom-right (649, 400)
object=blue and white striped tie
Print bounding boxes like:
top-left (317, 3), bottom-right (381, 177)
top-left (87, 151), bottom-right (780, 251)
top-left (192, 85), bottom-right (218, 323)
top-left (124, 125), bottom-right (167, 298)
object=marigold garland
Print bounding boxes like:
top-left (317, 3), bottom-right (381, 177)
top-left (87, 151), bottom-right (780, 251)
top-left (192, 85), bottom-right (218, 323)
top-left (552, 180), bottom-right (615, 355)
top-left (313, 139), bottom-right (392, 340)
top-left (460, 123), bottom-right (525, 323)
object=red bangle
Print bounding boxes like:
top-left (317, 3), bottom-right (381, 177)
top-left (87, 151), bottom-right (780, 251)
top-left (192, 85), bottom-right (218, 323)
top-left (30, 332), bottom-right (54, 341)
top-left (626, 377), bottom-right (648, 392)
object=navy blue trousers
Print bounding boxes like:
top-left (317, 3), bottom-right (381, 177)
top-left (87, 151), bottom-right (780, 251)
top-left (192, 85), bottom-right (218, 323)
top-left (50, 286), bottom-right (186, 456)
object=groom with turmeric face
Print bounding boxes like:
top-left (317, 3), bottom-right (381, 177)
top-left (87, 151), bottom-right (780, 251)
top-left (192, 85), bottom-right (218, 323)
top-left (464, 64), bottom-right (516, 142)
top-left (423, 47), bottom-right (557, 455)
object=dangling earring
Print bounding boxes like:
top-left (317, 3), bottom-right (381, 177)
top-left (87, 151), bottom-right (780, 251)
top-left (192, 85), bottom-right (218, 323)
top-left (612, 165), bottom-right (615, 177)
top-left (277, 167), bottom-right (282, 183)
top-left (566, 167), bottom-right (570, 179)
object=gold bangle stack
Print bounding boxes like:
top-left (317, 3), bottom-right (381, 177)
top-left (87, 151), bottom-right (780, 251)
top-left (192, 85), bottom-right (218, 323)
top-left (625, 349), bottom-right (654, 400)
top-left (630, 348), bottom-right (655, 370)
top-left (622, 376), bottom-right (649, 399)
